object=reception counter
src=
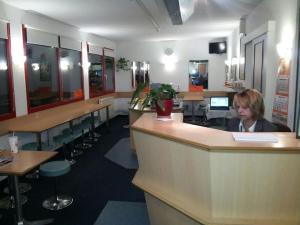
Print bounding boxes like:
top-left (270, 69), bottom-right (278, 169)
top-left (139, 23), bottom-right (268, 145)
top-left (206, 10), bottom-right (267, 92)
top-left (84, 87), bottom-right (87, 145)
top-left (132, 113), bottom-right (300, 225)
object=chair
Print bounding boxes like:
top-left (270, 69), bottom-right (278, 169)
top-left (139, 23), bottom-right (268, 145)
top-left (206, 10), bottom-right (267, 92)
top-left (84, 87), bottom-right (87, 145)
top-left (273, 122), bottom-right (291, 132)
top-left (39, 160), bottom-right (73, 210)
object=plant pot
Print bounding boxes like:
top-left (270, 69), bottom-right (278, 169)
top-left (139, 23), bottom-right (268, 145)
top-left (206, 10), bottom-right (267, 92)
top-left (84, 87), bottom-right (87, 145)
top-left (155, 99), bottom-right (173, 117)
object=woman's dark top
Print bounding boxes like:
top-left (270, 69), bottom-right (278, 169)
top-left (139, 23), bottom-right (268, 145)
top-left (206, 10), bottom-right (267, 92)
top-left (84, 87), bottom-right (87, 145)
top-left (226, 118), bottom-right (278, 132)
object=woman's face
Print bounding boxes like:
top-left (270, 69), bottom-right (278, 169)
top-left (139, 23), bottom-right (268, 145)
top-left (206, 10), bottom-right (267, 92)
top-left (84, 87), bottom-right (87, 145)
top-left (236, 105), bottom-right (253, 121)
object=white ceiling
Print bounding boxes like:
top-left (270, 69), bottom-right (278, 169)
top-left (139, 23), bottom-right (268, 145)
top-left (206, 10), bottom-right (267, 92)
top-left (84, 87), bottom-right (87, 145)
top-left (2, 0), bottom-right (263, 42)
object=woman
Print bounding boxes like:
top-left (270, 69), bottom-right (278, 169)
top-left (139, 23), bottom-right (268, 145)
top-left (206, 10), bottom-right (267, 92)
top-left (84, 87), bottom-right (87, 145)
top-left (227, 89), bottom-right (277, 132)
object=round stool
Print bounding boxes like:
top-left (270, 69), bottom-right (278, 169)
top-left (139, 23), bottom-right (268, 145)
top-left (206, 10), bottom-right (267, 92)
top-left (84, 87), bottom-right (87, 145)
top-left (40, 161), bottom-right (73, 210)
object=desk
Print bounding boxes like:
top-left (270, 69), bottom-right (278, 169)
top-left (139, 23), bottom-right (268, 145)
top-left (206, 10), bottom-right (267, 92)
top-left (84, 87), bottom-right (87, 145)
top-left (129, 104), bottom-right (183, 150)
top-left (8, 103), bottom-right (111, 150)
top-left (0, 150), bottom-right (57, 225)
top-left (132, 113), bottom-right (300, 225)
top-left (183, 95), bottom-right (204, 123)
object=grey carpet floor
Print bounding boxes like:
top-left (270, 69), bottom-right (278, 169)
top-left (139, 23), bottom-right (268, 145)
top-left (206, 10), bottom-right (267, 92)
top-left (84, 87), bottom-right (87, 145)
top-left (105, 138), bottom-right (138, 169)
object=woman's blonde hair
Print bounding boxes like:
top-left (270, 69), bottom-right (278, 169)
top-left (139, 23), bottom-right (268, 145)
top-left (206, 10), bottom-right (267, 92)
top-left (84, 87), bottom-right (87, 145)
top-left (233, 89), bottom-right (265, 120)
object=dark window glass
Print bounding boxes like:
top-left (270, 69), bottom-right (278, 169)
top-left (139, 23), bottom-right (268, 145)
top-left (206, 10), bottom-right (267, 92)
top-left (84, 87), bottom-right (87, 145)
top-left (0, 38), bottom-right (12, 117)
top-left (104, 56), bottom-right (114, 92)
top-left (59, 48), bottom-right (83, 100)
top-left (26, 44), bottom-right (59, 108)
top-left (88, 53), bottom-right (103, 97)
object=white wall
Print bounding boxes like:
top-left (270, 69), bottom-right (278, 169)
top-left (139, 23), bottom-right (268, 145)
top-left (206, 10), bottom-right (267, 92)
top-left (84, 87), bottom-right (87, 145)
top-left (115, 39), bottom-right (227, 92)
top-left (0, 1), bottom-right (116, 116)
top-left (245, 0), bottom-right (298, 128)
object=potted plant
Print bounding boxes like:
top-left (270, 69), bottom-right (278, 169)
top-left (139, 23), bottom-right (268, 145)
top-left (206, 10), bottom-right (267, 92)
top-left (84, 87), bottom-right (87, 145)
top-left (130, 83), bottom-right (176, 117)
top-left (116, 57), bottom-right (130, 71)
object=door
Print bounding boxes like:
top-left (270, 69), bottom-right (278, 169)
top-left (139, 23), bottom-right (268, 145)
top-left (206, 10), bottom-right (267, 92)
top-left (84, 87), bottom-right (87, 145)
top-left (243, 34), bottom-right (267, 95)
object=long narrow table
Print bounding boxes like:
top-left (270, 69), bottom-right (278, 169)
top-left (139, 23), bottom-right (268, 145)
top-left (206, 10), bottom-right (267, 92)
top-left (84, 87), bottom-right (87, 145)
top-left (132, 113), bottom-right (300, 225)
top-left (0, 150), bottom-right (57, 225)
top-left (8, 103), bottom-right (111, 150)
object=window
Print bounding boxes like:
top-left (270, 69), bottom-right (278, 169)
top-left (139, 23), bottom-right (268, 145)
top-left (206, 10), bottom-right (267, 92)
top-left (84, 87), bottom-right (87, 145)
top-left (88, 53), bottom-right (103, 97)
top-left (0, 23), bottom-right (15, 121)
top-left (104, 56), bottom-right (115, 92)
top-left (60, 48), bottom-right (83, 100)
top-left (24, 27), bottom-right (84, 112)
top-left (26, 44), bottom-right (60, 109)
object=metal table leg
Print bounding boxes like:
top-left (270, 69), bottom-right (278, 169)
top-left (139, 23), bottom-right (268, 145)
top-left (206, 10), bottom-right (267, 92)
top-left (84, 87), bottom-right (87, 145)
top-left (105, 106), bottom-right (110, 132)
top-left (11, 175), bottom-right (54, 225)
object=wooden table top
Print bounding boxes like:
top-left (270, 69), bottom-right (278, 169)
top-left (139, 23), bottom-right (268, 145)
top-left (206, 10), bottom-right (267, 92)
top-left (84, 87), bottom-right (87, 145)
top-left (8, 103), bottom-right (110, 133)
top-left (132, 113), bottom-right (300, 152)
top-left (0, 150), bottom-right (57, 176)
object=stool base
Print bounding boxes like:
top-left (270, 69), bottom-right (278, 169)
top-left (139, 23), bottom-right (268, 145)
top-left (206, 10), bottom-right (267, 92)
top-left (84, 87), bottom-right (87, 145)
top-left (42, 195), bottom-right (73, 210)
top-left (0, 195), bottom-right (28, 209)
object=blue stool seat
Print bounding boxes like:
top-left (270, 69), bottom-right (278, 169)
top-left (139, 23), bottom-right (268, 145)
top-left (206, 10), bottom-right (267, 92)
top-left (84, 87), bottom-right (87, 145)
top-left (40, 161), bottom-right (71, 177)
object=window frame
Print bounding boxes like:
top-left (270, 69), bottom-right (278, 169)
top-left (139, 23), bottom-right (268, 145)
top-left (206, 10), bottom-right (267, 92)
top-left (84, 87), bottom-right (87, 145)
top-left (0, 23), bottom-right (16, 121)
top-left (23, 26), bottom-right (84, 113)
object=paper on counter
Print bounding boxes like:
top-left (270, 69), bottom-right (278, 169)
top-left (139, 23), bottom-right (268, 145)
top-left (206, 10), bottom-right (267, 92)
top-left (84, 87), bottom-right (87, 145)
top-left (232, 132), bottom-right (279, 143)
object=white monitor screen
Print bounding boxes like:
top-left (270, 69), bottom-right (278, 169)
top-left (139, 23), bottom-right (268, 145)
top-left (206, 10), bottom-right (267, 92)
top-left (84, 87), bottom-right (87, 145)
top-left (210, 96), bottom-right (229, 110)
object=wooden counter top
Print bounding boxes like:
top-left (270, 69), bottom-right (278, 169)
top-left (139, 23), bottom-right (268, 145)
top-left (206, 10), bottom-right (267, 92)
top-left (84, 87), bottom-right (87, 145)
top-left (131, 113), bottom-right (300, 152)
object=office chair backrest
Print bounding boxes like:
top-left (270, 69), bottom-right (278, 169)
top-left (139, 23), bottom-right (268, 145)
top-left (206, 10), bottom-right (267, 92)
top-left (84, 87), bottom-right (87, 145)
top-left (272, 122), bottom-right (291, 132)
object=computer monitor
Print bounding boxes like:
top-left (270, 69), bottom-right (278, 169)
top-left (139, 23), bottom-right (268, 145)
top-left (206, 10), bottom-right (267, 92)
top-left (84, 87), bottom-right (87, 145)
top-left (210, 96), bottom-right (229, 110)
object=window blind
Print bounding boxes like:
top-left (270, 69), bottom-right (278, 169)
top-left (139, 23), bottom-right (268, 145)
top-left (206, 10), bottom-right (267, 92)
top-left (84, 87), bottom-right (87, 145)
top-left (89, 44), bottom-right (102, 55)
top-left (60, 36), bottom-right (81, 51)
top-left (26, 28), bottom-right (59, 47)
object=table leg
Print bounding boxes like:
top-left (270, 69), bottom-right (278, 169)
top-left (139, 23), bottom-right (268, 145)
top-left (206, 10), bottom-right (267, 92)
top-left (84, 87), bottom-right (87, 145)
top-left (12, 175), bottom-right (23, 223)
top-left (36, 133), bottom-right (42, 151)
top-left (191, 101), bottom-right (195, 122)
top-left (12, 176), bottom-right (54, 225)
top-left (90, 112), bottom-right (95, 142)
top-left (105, 106), bottom-right (110, 132)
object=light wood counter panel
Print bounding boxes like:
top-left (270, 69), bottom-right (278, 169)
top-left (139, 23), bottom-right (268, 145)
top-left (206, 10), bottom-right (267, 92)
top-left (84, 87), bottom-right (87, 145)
top-left (132, 113), bottom-right (300, 152)
top-left (132, 113), bottom-right (300, 225)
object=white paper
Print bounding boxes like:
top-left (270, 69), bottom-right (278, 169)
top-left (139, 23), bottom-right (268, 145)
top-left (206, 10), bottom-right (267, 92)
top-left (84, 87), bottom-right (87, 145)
top-left (156, 117), bottom-right (173, 121)
top-left (232, 132), bottom-right (278, 143)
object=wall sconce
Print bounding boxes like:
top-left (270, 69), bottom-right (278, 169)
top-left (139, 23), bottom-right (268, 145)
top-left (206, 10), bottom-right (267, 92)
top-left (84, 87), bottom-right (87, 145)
top-left (224, 60), bottom-right (230, 66)
top-left (131, 61), bottom-right (137, 71)
top-left (162, 48), bottom-right (176, 71)
top-left (231, 57), bottom-right (238, 65)
top-left (239, 57), bottom-right (245, 65)
top-left (276, 42), bottom-right (292, 60)
top-left (60, 59), bottom-right (70, 71)
top-left (31, 63), bottom-right (40, 71)
top-left (0, 61), bottom-right (8, 71)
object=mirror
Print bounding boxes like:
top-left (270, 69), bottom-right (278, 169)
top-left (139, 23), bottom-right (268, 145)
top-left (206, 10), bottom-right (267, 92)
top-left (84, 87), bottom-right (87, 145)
top-left (188, 60), bottom-right (208, 91)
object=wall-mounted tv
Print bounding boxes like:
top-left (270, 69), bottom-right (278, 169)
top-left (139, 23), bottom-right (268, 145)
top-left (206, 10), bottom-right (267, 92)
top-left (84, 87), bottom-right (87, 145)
top-left (209, 42), bottom-right (227, 54)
